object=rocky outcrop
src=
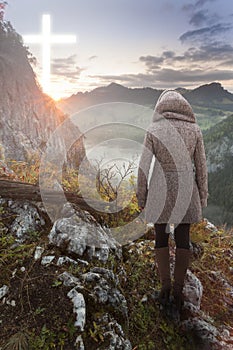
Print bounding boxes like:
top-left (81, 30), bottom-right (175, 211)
top-left (0, 21), bottom-right (85, 166)
top-left (0, 199), bottom-right (132, 349)
top-left (49, 203), bottom-right (121, 262)
top-left (0, 197), bottom-right (46, 241)
top-left (0, 198), bottom-right (232, 349)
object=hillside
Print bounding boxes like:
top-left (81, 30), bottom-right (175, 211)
top-left (57, 82), bottom-right (233, 133)
top-left (0, 193), bottom-right (233, 349)
top-left (0, 21), bottom-right (85, 166)
top-left (185, 82), bottom-right (233, 111)
top-left (203, 114), bottom-right (233, 225)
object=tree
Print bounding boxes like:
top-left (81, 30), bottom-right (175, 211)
top-left (0, 1), bottom-right (7, 22)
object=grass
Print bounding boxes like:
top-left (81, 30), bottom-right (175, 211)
top-left (190, 221), bottom-right (233, 327)
top-left (0, 159), bottom-right (233, 349)
top-left (0, 214), bottom-right (232, 349)
top-left (121, 239), bottom-right (196, 350)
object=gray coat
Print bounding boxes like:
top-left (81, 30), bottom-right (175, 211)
top-left (137, 90), bottom-right (208, 224)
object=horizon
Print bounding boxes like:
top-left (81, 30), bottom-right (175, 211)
top-left (3, 0), bottom-right (233, 100)
top-left (57, 81), bottom-right (231, 101)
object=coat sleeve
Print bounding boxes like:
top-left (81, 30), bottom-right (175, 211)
top-left (137, 130), bottom-right (154, 208)
top-left (193, 127), bottom-right (209, 208)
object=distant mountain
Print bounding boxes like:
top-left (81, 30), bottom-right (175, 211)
top-left (57, 82), bottom-right (233, 116)
top-left (185, 82), bottom-right (233, 111)
top-left (57, 83), bottom-right (162, 114)
top-left (0, 21), bottom-right (85, 167)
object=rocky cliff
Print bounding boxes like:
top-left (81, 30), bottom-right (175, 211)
top-left (0, 21), bottom-right (85, 165)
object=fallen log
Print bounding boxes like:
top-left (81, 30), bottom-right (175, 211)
top-left (0, 179), bottom-right (115, 217)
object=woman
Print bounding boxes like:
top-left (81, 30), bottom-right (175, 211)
top-left (137, 89), bottom-right (208, 311)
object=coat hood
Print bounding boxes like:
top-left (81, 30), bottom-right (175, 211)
top-left (154, 89), bottom-right (196, 123)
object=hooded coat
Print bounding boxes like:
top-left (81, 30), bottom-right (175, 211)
top-left (137, 90), bottom-right (208, 224)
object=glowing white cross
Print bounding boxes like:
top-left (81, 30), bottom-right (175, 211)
top-left (23, 14), bottom-right (77, 94)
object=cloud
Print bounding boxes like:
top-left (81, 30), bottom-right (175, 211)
top-left (179, 23), bottom-right (232, 43)
top-left (140, 42), bottom-right (233, 71)
top-left (89, 55), bottom-right (97, 60)
top-left (52, 55), bottom-right (85, 81)
top-left (182, 4), bottom-right (195, 13)
top-left (195, 0), bottom-right (217, 7)
top-left (182, 0), bottom-right (217, 12)
top-left (87, 0), bottom-right (232, 91)
top-left (182, 0), bottom-right (221, 34)
top-left (90, 67), bottom-right (233, 89)
top-left (140, 55), bottom-right (164, 69)
top-left (179, 0), bottom-right (229, 49)
top-left (189, 10), bottom-right (209, 26)
top-left (90, 38), bottom-right (233, 90)
top-left (140, 51), bottom-right (178, 71)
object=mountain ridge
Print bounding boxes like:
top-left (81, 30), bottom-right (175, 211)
top-left (57, 82), bottom-right (233, 115)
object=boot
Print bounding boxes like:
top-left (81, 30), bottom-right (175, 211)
top-left (173, 248), bottom-right (190, 312)
top-left (155, 247), bottom-right (171, 305)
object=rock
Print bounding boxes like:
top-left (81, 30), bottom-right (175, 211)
top-left (181, 314), bottom-right (233, 349)
top-left (11, 269), bottom-right (17, 278)
top-left (94, 314), bottom-right (132, 350)
top-left (6, 299), bottom-right (16, 307)
top-left (217, 325), bottom-right (233, 350)
top-left (58, 265), bottom-right (130, 347)
top-left (34, 246), bottom-right (45, 261)
top-left (0, 199), bottom-right (45, 241)
top-left (204, 219), bottom-right (218, 232)
top-left (48, 205), bottom-right (122, 262)
top-left (57, 256), bottom-right (89, 268)
top-left (67, 288), bottom-right (86, 331)
top-left (208, 271), bottom-right (233, 307)
top-left (60, 202), bottom-right (76, 218)
top-left (57, 256), bottom-right (78, 266)
top-left (183, 270), bottom-right (203, 310)
top-left (0, 285), bottom-right (9, 299)
top-left (181, 317), bottom-right (219, 348)
top-left (75, 335), bottom-right (85, 350)
top-left (190, 241), bottom-right (204, 259)
top-left (91, 267), bottom-right (119, 285)
top-left (181, 317), bottom-right (233, 350)
top-left (58, 271), bottom-right (82, 288)
top-left (140, 294), bottom-right (148, 303)
top-left (81, 267), bottom-right (128, 318)
top-left (76, 258), bottom-right (89, 266)
top-left (82, 272), bottom-right (101, 283)
top-left (41, 256), bottom-right (55, 266)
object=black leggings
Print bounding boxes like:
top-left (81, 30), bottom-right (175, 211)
top-left (155, 223), bottom-right (190, 249)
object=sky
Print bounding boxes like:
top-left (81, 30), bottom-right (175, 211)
top-left (3, 0), bottom-right (233, 100)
